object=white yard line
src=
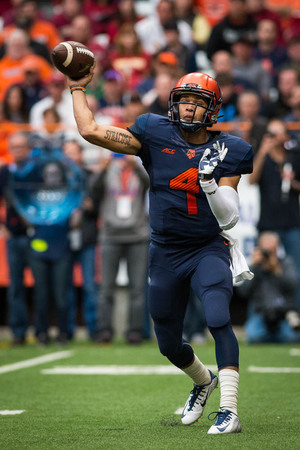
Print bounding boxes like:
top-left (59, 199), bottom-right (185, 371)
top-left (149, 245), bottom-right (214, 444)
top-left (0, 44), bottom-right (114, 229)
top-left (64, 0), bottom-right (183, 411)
top-left (248, 365), bottom-right (300, 373)
top-left (0, 410), bottom-right (25, 415)
top-left (0, 351), bottom-right (73, 375)
top-left (42, 364), bottom-right (218, 375)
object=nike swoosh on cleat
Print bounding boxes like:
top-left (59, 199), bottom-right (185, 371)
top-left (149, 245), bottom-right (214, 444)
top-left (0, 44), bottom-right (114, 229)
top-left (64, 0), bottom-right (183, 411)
top-left (216, 423), bottom-right (230, 432)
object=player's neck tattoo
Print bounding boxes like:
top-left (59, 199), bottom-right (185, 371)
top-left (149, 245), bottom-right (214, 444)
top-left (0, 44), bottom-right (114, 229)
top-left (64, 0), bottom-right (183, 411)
top-left (104, 129), bottom-right (132, 146)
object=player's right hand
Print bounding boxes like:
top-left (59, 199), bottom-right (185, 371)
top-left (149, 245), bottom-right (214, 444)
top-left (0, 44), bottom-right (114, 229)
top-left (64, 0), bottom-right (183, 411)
top-left (66, 64), bottom-right (95, 89)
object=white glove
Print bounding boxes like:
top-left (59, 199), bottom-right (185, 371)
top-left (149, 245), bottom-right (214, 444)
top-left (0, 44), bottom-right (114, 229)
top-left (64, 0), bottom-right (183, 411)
top-left (198, 141), bottom-right (228, 180)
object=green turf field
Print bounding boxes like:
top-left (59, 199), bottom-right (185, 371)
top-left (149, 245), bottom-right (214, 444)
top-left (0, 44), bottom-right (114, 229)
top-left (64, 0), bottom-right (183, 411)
top-left (0, 338), bottom-right (299, 450)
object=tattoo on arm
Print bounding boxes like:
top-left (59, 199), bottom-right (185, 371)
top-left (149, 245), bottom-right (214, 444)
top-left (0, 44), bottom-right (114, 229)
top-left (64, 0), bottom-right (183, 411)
top-left (104, 130), bottom-right (132, 146)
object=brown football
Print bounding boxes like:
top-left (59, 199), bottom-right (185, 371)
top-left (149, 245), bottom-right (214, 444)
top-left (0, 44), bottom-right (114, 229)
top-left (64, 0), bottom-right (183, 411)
top-left (51, 41), bottom-right (95, 80)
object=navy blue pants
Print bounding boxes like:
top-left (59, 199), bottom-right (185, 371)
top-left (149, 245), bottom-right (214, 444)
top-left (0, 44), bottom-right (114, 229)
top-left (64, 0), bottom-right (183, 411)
top-left (148, 236), bottom-right (239, 370)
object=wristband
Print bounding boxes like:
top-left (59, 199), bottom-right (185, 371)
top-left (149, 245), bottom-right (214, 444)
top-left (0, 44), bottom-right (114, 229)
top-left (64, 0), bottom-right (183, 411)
top-left (70, 85), bottom-right (86, 94)
top-left (200, 178), bottom-right (218, 195)
top-left (198, 172), bottom-right (213, 181)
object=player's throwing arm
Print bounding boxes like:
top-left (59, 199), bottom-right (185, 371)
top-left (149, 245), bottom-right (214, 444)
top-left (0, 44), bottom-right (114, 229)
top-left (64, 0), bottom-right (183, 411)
top-left (51, 41), bottom-right (141, 156)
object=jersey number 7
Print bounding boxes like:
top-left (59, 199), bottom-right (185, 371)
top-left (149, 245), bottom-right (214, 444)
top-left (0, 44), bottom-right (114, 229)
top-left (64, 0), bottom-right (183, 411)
top-left (169, 168), bottom-right (199, 215)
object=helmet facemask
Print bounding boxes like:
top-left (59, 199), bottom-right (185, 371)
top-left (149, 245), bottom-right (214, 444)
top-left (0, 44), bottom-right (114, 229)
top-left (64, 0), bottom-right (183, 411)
top-left (168, 85), bottom-right (222, 133)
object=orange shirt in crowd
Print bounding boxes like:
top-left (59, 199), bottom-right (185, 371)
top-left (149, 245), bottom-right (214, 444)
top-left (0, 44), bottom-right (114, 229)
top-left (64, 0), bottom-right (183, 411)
top-left (0, 53), bottom-right (53, 101)
top-left (195, 0), bottom-right (230, 27)
top-left (266, 0), bottom-right (300, 11)
top-left (0, 21), bottom-right (61, 52)
top-left (0, 122), bottom-right (32, 165)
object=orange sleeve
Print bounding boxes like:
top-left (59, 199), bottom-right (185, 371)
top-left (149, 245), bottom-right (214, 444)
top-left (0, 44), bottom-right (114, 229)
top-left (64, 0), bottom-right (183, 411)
top-left (30, 21), bottom-right (62, 51)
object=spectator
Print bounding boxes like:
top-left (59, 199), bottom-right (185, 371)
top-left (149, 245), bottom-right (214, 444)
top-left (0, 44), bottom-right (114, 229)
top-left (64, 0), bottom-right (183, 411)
top-left (282, 84), bottom-right (300, 142)
top-left (63, 139), bottom-right (100, 341)
top-left (29, 71), bottom-right (76, 129)
top-left (107, 0), bottom-right (139, 45)
top-left (0, 0), bottom-right (61, 54)
top-left (194, 0), bottom-right (229, 27)
top-left (0, 28), bottom-right (52, 101)
top-left (206, 0), bottom-right (257, 60)
top-left (210, 50), bottom-right (233, 76)
top-left (238, 231), bottom-right (300, 343)
top-left (27, 155), bottom-right (81, 345)
top-left (123, 93), bottom-right (148, 124)
top-left (52, 0), bottom-right (85, 41)
top-left (108, 23), bottom-right (152, 92)
top-left (20, 55), bottom-right (48, 110)
top-left (148, 72), bottom-right (176, 116)
top-left (30, 106), bottom-right (66, 149)
top-left (249, 119), bottom-right (300, 310)
top-left (2, 84), bottom-right (29, 124)
top-left (2, 0), bottom-right (46, 28)
top-left (159, 18), bottom-right (198, 73)
top-left (246, 0), bottom-right (284, 43)
top-left (231, 90), bottom-right (268, 152)
top-left (253, 19), bottom-right (288, 86)
top-left (92, 154), bottom-right (150, 344)
top-left (135, 0), bottom-right (193, 55)
top-left (137, 50), bottom-right (183, 100)
top-left (174, 0), bottom-right (211, 48)
top-left (214, 72), bottom-right (238, 122)
top-left (69, 14), bottom-right (108, 73)
top-left (210, 49), bottom-right (255, 93)
top-left (98, 69), bottom-right (126, 123)
top-left (231, 35), bottom-right (272, 103)
top-left (0, 132), bottom-right (32, 345)
top-left (285, 31), bottom-right (300, 79)
top-left (263, 67), bottom-right (299, 118)
top-left (83, 0), bottom-right (119, 37)
top-left (0, 26), bottom-right (51, 64)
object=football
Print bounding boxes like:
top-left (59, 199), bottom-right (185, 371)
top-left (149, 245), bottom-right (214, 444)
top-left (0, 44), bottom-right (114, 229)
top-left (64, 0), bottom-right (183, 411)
top-left (51, 41), bottom-right (95, 80)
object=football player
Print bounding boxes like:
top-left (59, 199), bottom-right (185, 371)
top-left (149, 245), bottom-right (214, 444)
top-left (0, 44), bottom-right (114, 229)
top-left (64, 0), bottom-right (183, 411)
top-left (67, 71), bottom-right (253, 434)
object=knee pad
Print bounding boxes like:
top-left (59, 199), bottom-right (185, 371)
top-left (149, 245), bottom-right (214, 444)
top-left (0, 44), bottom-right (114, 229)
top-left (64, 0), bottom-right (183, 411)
top-left (203, 291), bottom-right (232, 329)
top-left (154, 323), bottom-right (194, 368)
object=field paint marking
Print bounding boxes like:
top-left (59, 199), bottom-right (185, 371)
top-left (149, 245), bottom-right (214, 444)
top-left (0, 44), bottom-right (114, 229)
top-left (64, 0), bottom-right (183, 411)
top-left (42, 364), bottom-right (218, 375)
top-left (290, 348), bottom-right (300, 356)
top-left (0, 351), bottom-right (73, 375)
top-left (248, 366), bottom-right (300, 373)
top-left (0, 410), bottom-right (25, 415)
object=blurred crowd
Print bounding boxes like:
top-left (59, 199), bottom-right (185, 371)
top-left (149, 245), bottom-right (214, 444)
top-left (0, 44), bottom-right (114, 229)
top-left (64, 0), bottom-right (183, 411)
top-left (1, 0), bottom-right (300, 346)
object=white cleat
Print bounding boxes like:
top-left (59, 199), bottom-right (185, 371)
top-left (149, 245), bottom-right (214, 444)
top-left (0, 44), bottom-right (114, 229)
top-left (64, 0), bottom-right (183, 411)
top-left (181, 370), bottom-right (218, 425)
top-left (207, 409), bottom-right (241, 434)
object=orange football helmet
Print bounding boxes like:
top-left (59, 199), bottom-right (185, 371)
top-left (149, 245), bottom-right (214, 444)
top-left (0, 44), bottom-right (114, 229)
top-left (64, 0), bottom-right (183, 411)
top-left (168, 72), bottom-right (223, 132)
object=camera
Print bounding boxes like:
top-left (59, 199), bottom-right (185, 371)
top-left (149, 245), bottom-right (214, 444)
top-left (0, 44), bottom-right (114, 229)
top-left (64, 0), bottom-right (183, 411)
top-left (260, 248), bottom-right (271, 260)
top-left (263, 296), bottom-right (286, 331)
top-left (265, 132), bottom-right (276, 138)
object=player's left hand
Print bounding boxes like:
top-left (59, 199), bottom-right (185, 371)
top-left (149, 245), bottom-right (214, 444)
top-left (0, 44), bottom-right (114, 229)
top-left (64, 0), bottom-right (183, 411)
top-left (198, 141), bottom-right (228, 180)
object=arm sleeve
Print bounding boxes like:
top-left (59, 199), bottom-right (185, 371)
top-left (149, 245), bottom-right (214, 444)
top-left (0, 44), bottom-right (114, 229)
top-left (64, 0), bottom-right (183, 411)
top-left (200, 178), bottom-right (239, 230)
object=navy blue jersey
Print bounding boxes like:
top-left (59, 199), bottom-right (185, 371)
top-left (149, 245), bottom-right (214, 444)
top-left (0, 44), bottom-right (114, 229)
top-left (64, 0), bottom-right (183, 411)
top-left (128, 113), bottom-right (253, 245)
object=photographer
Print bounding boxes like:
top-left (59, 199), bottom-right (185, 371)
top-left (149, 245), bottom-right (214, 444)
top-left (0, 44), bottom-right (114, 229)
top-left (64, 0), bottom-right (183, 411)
top-left (238, 231), bottom-right (300, 343)
top-left (249, 119), bottom-right (300, 311)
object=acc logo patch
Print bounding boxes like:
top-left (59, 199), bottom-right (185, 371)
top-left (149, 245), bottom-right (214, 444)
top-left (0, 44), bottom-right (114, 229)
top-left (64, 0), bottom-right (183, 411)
top-left (161, 148), bottom-right (176, 154)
